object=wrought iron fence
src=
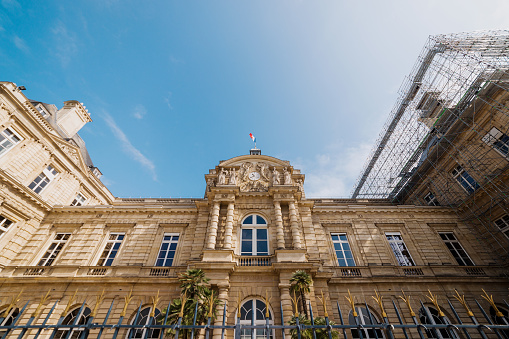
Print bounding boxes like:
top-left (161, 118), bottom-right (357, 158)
top-left (1, 289), bottom-right (509, 339)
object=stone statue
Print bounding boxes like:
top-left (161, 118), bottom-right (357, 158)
top-left (218, 168), bottom-right (227, 185)
top-left (206, 178), bottom-right (215, 191)
top-left (229, 168), bottom-right (237, 185)
top-left (272, 167), bottom-right (280, 185)
top-left (283, 167), bottom-right (292, 185)
top-left (259, 162), bottom-right (270, 181)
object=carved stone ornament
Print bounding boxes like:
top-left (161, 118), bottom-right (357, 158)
top-left (56, 141), bottom-right (80, 166)
top-left (237, 161), bottom-right (271, 192)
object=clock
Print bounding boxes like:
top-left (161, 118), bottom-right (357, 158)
top-left (248, 172), bottom-right (261, 181)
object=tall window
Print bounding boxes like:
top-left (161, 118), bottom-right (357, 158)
top-left (386, 232), bottom-right (415, 266)
top-left (238, 298), bottom-right (273, 339)
top-left (127, 307), bottom-right (162, 339)
top-left (451, 165), bottom-right (479, 194)
top-left (97, 233), bottom-right (124, 266)
top-left (424, 192), bottom-right (440, 206)
top-left (495, 214), bottom-right (509, 239)
top-left (155, 233), bottom-right (179, 266)
top-left (28, 165), bottom-right (58, 194)
top-left (348, 307), bottom-right (384, 339)
top-left (71, 193), bottom-right (87, 206)
top-left (38, 233), bottom-right (71, 266)
top-left (482, 127), bottom-right (509, 157)
top-left (0, 307), bottom-right (19, 337)
top-left (0, 215), bottom-right (14, 238)
top-left (419, 306), bottom-right (458, 339)
top-left (54, 307), bottom-right (91, 339)
top-left (439, 233), bottom-right (474, 266)
top-left (241, 215), bottom-right (268, 256)
top-left (0, 128), bottom-right (22, 157)
top-left (331, 233), bottom-right (355, 266)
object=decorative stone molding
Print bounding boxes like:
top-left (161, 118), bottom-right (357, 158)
top-left (55, 140), bottom-right (80, 167)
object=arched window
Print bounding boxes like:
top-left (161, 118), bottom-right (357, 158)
top-left (348, 307), bottom-right (384, 338)
top-left (55, 306), bottom-right (91, 339)
top-left (241, 215), bottom-right (268, 256)
top-left (490, 306), bottom-right (509, 338)
top-left (419, 306), bottom-right (458, 339)
top-left (0, 307), bottom-right (19, 337)
top-left (238, 298), bottom-right (273, 339)
top-left (127, 307), bottom-right (162, 339)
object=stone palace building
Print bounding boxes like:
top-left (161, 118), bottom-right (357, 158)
top-left (0, 30), bottom-right (508, 339)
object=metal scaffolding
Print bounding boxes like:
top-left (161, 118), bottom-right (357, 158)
top-left (352, 30), bottom-right (509, 257)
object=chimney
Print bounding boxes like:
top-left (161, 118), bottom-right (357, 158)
top-left (56, 100), bottom-right (92, 137)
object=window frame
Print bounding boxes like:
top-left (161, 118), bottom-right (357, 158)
top-left (451, 165), bottom-right (479, 194)
top-left (0, 215), bottom-right (14, 239)
top-left (494, 214), bottom-right (509, 240)
top-left (0, 127), bottom-right (22, 158)
top-left (240, 214), bottom-right (269, 256)
top-left (482, 127), bottom-right (509, 158)
top-left (155, 233), bottom-right (179, 267)
top-left (37, 233), bottom-right (71, 266)
top-left (97, 232), bottom-right (125, 266)
top-left (127, 306), bottom-right (162, 339)
top-left (348, 306), bottom-right (385, 339)
top-left (54, 306), bottom-right (91, 339)
top-left (385, 232), bottom-right (415, 266)
top-left (424, 192), bottom-right (440, 206)
top-left (331, 233), bottom-right (356, 266)
top-left (28, 165), bottom-right (59, 194)
top-left (439, 232), bottom-right (474, 266)
top-left (419, 306), bottom-right (458, 339)
top-left (71, 193), bottom-right (87, 206)
top-left (237, 298), bottom-right (274, 339)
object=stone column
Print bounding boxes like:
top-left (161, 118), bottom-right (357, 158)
top-left (206, 201), bottom-right (221, 249)
top-left (288, 201), bottom-right (302, 249)
top-left (279, 283), bottom-right (293, 337)
top-left (274, 201), bottom-right (285, 249)
top-left (213, 285), bottom-right (229, 339)
top-left (223, 202), bottom-right (235, 249)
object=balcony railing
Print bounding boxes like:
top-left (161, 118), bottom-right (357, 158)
top-left (2, 265), bottom-right (185, 278)
top-left (238, 256), bottom-right (273, 266)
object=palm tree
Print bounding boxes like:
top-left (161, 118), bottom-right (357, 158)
top-left (290, 270), bottom-right (312, 319)
top-left (289, 315), bottom-right (338, 339)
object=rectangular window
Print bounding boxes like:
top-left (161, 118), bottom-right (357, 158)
top-left (0, 128), bottom-right (22, 156)
top-left (71, 193), bottom-right (87, 206)
top-left (451, 165), bottom-right (479, 194)
top-left (156, 233), bottom-right (179, 266)
top-left (38, 233), bottom-right (71, 266)
top-left (28, 165), bottom-right (58, 194)
top-left (439, 232), bottom-right (474, 266)
top-left (386, 232), bottom-right (415, 266)
top-left (482, 127), bottom-right (509, 157)
top-left (424, 192), bottom-right (440, 206)
top-left (0, 215), bottom-right (14, 238)
top-left (331, 233), bottom-right (355, 266)
top-left (97, 233), bottom-right (125, 266)
top-left (494, 214), bottom-right (509, 239)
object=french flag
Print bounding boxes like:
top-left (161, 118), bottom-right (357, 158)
top-left (249, 133), bottom-right (256, 143)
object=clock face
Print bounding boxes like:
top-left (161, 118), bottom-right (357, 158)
top-left (248, 171), bottom-right (261, 181)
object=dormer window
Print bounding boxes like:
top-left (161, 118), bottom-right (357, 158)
top-left (241, 214), bottom-right (268, 256)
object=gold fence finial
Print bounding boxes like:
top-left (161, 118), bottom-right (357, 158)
top-left (91, 290), bottom-right (106, 318)
top-left (179, 290), bottom-right (188, 318)
top-left (317, 290), bottom-right (328, 318)
top-left (208, 290), bottom-right (215, 318)
top-left (398, 290), bottom-right (415, 317)
top-left (120, 288), bottom-right (134, 317)
top-left (150, 290), bottom-right (161, 318)
top-left (372, 290), bottom-right (387, 318)
top-left (263, 290), bottom-right (272, 318)
top-left (481, 289), bottom-right (503, 317)
top-left (237, 291), bottom-right (242, 319)
top-left (290, 290), bottom-right (300, 317)
top-left (31, 289), bottom-right (51, 318)
top-left (426, 290), bottom-right (445, 317)
top-left (453, 289), bottom-right (473, 317)
top-left (345, 290), bottom-right (357, 317)
top-left (62, 289), bottom-right (79, 318)
top-left (3, 289), bottom-right (23, 318)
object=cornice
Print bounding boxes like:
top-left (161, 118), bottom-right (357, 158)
top-left (313, 204), bottom-right (456, 214)
top-left (0, 169), bottom-right (52, 212)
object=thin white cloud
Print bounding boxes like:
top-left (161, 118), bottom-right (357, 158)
top-left (102, 112), bottom-right (157, 181)
top-left (133, 104), bottom-right (147, 119)
top-left (13, 35), bottom-right (29, 53)
top-left (1, 0), bottom-right (20, 10)
top-left (164, 92), bottom-right (173, 110)
top-left (302, 142), bottom-right (373, 198)
top-left (51, 21), bottom-right (78, 68)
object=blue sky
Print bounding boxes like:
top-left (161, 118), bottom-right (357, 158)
top-left (1, 1), bottom-right (508, 198)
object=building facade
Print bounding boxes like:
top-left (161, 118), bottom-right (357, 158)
top-left (1, 31), bottom-right (509, 339)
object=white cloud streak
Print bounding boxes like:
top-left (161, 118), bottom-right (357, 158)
top-left (133, 104), bottom-right (147, 119)
top-left (13, 35), bottom-right (29, 53)
top-left (164, 92), bottom-right (173, 110)
top-left (102, 112), bottom-right (157, 181)
top-left (51, 21), bottom-right (78, 68)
